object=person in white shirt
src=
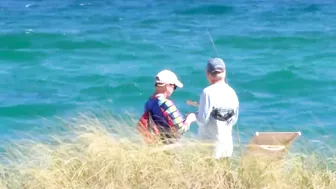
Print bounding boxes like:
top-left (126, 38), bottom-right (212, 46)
top-left (194, 57), bottom-right (239, 159)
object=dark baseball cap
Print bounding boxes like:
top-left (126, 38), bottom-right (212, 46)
top-left (207, 58), bottom-right (226, 73)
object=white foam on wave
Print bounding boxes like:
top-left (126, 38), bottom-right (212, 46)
top-left (25, 4), bottom-right (32, 8)
top-left (80, 3), bottom-right (91, 6)
top-left (25, 28), bottom-right (34, 34)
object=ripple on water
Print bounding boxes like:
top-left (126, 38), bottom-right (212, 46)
top-left (174, 4), bottom-right (234, 15)
top-left (0, 102), bottom-right (75, 118)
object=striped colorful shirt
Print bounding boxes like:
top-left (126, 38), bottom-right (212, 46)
top-left (139, 94), bottom-right (189, 135)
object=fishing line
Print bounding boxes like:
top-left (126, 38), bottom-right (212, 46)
top-left (207, 30), bottom-right (218, 57)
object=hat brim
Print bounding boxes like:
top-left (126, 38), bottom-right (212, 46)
top-left (174, 80), bottom-right (183, 88)
top-left (155, 80), bottom-right (183, 88)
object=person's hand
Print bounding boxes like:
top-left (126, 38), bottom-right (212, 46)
top-left (185, 113), bottom-right (197, 124)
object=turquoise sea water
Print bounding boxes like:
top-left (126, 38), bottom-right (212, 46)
top-left (0, 1), bottom-right (335, 149)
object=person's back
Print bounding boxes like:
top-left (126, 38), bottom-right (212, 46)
top-left (197, 82), bottom-right (239, 157)
top-left (144, 94), bottom-right (184, 142)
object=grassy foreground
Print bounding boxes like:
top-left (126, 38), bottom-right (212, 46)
top-left (0, 115), bottom-right (335, 189)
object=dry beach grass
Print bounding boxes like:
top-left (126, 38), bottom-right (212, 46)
top-left (0, 114), bottom-right (335, 189)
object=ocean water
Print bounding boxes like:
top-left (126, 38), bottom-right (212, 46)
top-left (0, 0), bottom-right (335, 149)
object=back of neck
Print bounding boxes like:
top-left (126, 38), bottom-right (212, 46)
top-left (152, 92), bottom-right (167, 98)
top-left (211, 79), bottom-right (225, 85)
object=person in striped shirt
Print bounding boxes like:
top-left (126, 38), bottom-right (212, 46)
top-left (137, 69), bottom-right (196, 144)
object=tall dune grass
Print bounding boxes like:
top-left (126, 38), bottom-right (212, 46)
top-left (0, 114), bottom-right (335, 189)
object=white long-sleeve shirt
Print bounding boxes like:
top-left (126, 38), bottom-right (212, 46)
top-left (196, 81), bottom-right (239, 158)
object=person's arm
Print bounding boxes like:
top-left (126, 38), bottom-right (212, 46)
top-left (159, 99), bottom-right (193, 134)
top-left (231, 96), bottom-right (240, 126)
top-left (196, 89), bottom-right (211, 126)
top-left (137, 103), bottom-right (149, 132)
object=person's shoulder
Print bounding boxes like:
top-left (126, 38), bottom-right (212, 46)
top-left (226, 84), bottom-right (237, 94)
top-left (225, 84), bottom-right (239, 102)
top-left (146, 96), bottom-right (158, 104)
top-left (203, 83), bottom-right (226, 94)
top-left (201, 85), bottom-right (213, 95)
top-left (158, 96), bottom-right (176, 107)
